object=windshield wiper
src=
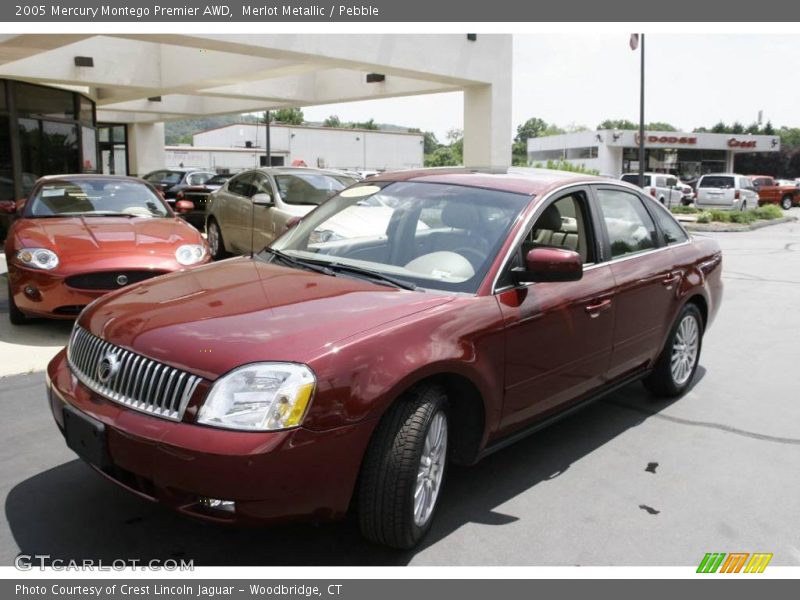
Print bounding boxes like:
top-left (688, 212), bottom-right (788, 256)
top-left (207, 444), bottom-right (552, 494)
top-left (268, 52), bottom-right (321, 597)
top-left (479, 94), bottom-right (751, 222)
top-left (325, 262), bottom-right (417, 291)
top-left (80, 212), bottom-right (141, 218)
top-left (260, 248), bottom-right (335, 276)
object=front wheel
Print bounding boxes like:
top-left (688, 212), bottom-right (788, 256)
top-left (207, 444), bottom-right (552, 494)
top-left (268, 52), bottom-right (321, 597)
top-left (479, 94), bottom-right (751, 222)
top-left (206, 219), bottom-right (227, 260)
top-left (358, 385), bottom-right (448, 549)
top-left (643, 303), bottom-right (703, 398)
top-left (781, 195), bottom-right (793, 210)
top-left (7, 280), bottom-right (27, 325)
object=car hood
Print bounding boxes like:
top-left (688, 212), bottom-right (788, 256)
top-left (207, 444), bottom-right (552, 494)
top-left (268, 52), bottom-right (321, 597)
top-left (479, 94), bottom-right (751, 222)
top-left (80, 257), bottom-right (454, 379)
top-left (12, 216), bottom-right (204, 258)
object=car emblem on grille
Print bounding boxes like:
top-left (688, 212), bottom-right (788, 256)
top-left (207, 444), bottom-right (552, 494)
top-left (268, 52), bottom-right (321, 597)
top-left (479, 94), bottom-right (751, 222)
top-left (116, 274), bottom-right (129, 286)
top-left (96, 351), bottom-right (121, 384)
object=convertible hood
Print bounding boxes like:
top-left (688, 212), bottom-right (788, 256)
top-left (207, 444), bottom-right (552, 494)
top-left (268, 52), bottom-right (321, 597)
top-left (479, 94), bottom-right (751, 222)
top-left (12, 216), bottom-right (201, 258)
top-left (81, 257), bottom-right (453, 379)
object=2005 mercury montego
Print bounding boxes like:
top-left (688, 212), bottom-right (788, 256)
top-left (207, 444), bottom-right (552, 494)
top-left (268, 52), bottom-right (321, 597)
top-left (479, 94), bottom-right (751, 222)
top-left (47, 168), bottom-right (723, 548)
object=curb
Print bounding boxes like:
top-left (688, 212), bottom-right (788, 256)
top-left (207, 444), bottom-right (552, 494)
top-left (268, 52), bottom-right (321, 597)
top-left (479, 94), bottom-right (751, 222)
top-left (684, 216), bottom-right (797, 233)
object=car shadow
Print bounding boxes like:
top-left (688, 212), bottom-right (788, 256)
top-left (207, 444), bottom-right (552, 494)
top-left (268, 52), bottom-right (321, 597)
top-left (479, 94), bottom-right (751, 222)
top-left (5, 376), bottom-right (701, 566)
top-left (0, 273), bottom-right (74, 348)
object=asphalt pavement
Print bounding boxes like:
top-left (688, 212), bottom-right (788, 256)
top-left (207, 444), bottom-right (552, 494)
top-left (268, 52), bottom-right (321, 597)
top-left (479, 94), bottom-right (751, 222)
top-left (1, 216), bottom-right (799, 566)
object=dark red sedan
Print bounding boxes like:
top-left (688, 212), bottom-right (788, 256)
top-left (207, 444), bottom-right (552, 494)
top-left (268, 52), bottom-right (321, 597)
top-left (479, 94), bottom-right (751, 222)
top-left (47, 169), bottom-right (723, 548)
top-left (4, 175), bottom-right (210, 324)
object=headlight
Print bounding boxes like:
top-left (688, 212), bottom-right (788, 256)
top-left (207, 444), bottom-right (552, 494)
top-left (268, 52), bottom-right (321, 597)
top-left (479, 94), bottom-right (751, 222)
top-left (17, 248), bottom-right (59, 270)
top-left (175, 244), bottom-right (206, 266)
top-left (197, 363), bottom-right (316, 431)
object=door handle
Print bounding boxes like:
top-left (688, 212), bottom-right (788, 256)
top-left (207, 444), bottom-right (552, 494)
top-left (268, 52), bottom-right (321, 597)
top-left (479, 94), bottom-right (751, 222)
top-left (585, 298), bottom-right (612, 318)
top-left (662, 271), bottom-right (681, 289)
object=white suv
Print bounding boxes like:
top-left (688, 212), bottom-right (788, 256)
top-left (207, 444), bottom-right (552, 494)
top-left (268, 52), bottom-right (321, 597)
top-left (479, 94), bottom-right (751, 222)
top-left (620, 172), bottom-right (683, 208)
top-left (695, 173), bottom-right (759, 211)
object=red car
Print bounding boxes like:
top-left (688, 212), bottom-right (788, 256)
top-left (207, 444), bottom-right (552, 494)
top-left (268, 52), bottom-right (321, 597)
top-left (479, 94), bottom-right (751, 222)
top-left (747, 175), bottom-right (800, 210)
top-left (47, 169), bottom-right (723, 548)
top-left (4, 175), bottom-right (210, 324)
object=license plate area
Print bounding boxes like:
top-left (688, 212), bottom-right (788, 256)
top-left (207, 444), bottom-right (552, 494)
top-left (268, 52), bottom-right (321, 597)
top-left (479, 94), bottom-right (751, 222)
top-left (63, 404), bottom-right (111, 470)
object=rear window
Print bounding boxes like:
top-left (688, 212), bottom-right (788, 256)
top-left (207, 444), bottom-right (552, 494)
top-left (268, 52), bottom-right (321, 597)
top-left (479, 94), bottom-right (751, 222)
top-left (621, 174), bottom-right (651, 187)
top-left (699, 176), bottom-right (735, 189)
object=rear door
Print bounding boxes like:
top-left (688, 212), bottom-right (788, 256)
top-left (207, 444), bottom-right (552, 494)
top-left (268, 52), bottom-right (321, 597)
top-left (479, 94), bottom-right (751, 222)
top-left (497, 186), bottom-right (616, 430)
top-left (591, 185), bottom-right (682, 379)
top-left (223, 171), bottom-right (256, 253)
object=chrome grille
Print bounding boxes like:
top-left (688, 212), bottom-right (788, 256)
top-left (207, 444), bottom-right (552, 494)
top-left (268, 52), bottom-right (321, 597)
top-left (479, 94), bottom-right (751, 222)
top-left (67, 326), bottom-right (201, 422)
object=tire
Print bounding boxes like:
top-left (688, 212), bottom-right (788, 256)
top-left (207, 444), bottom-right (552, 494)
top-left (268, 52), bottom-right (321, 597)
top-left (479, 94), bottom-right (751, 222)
top-left (358, 385), bottom-right (449, 549)
top-left (781, 195), bottom-right (793, 210)
top-left (7, 280), bottom-right (27, 325)
top-left (206, 218), bottom-right (227, 260)
top-left (643, 303), bottom-right (703, 398)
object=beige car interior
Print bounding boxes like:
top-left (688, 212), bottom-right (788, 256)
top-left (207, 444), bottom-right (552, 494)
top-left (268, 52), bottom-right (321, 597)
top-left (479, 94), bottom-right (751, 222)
top-left (523, 195), bottom-right (589, 263)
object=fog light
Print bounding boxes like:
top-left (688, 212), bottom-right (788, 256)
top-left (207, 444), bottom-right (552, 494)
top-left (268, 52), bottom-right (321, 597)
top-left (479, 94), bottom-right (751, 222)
top-left (199, 497), bottom-right (235, 513)
top-left (24, 285), bottom-right (40, 299)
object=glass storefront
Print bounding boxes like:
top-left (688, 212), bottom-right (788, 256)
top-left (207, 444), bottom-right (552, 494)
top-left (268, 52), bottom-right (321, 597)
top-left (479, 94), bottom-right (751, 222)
top-left (0, 79), bottom-right (98, 199)
top-left (622, 147), bottom-right (727, 180)
top-left (98, 124), bottom-right (128, 175)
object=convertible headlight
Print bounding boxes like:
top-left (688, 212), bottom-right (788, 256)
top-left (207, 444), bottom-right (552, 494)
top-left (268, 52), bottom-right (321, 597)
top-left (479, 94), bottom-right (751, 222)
top-left (197, 363), bottom-right (316, 431)
top-left (175, 244), bottom-right (206, 266)
top-left (17, 248), bottom-right (59, 270)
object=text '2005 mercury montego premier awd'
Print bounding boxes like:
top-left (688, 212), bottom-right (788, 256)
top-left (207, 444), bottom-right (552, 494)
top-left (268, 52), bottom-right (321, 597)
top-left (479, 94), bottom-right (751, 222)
top-left (47, 168), bottom-right (723, 549)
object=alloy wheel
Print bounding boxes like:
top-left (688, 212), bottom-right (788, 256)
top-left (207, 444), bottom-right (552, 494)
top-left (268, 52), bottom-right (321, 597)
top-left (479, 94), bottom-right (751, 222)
top-left (413, 411), bottom-right (448, 527)
top-left (670, 314), bottom-right (699, 385)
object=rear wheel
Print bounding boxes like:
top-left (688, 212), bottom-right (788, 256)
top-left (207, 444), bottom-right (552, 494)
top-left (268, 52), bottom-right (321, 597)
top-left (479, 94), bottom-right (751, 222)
top-left (7, 280), bottom-right (27, 325)
top-left (781, 195), bottom-right (793, 210)
top-left (206, 219), bottom-right (227, 260)
top-left (643, 303), bottom-right (703, 398)
top-left (358, 385), bottom-right (448, 549)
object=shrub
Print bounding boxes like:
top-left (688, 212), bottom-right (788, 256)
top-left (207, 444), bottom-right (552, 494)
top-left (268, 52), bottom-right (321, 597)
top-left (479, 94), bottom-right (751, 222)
top-left (696, 211), bottom-right (712, 224)
top-left (708, 209), bottom-right (732, 223)
top-left (671, 205), bottom-right (699, 214)
top-left (729, 210), bottom-right (758, 224)
top-left (754, 204), bottom-right (783, 220)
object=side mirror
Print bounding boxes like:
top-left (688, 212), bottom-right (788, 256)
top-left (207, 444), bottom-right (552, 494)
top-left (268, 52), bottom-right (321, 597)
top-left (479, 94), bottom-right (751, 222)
top-left (285, 216), bottom-right (302, 230)
top-left (175, 200), bottom-right (194, 213)
top-left (252, 193), bottom-right (273, 206)
top-left (511, 247), bottom-right (583, 284)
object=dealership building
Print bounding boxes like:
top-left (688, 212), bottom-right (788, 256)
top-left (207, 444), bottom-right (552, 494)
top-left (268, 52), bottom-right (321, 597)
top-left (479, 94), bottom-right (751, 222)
top-left (0, 34), bottom-right (511, 201)
top-left (165, 123), bottom-right (424, 173)
top-left (527, 129), bottom-right (782, 179)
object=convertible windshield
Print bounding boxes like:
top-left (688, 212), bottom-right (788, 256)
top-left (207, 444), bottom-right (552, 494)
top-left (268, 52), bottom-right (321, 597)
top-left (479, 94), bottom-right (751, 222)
top-left (270, 181), bottom-right (530, 293)
top-left (274, 173), bottom-right (357, 206)
top-left (27, 178), bottom-right (170, 218)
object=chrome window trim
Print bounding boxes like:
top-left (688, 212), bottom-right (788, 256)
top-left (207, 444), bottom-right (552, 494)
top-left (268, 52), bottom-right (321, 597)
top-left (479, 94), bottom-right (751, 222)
top-left (491, 181), bottom-right (692, 294)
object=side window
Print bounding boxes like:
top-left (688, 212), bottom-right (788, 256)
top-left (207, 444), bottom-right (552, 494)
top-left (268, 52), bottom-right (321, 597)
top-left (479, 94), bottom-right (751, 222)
top-left (651, 205), bottom-right (689, 245)
top-left (666, 176), bottom-right (678, 188)
top-left (595, 188), bottom-right (658, 259)
top-left (251, 173), bottom-right (274, 197)
top-left (521, 191), bottom-right (595, 264)
top-left (188, 172), bottom-right (212, 186)
top-left (228, 173), bottom-right (254, 197)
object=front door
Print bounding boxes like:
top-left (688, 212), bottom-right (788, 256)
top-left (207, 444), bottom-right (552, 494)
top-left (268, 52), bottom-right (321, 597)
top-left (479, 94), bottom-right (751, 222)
top-left (497, 187), bottom-right (616, 431)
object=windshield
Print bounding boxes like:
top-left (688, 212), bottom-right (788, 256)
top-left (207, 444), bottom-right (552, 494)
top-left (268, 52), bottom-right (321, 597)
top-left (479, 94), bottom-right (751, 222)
top-left (699, 176), bottom-right (735, 189)
top-left (27, 178), bottom-right (170, 218)
top-left (206, 174), bottom-right (230, 186)
top-left (621, 174), bottom-right (651, 187)
top-left (274, 173), bottom-right (357, 206)
top-left (144, 171), bottom-right (183, 185)
top-left (270, 181), bottom-right (530, 293)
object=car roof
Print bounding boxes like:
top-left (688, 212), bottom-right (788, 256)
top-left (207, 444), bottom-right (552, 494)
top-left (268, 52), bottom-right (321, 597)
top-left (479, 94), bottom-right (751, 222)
top-left (364, 167), bottom-right (609, 196)
top-left (37, 174), bottom-right (148, 183)
top-left (253, 167), bottom-right (356, 177)
top-left (699, 173), bottom-right (740, 177)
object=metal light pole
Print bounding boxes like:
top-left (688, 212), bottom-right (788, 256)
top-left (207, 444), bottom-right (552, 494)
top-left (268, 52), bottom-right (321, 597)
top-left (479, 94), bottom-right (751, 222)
top-left (638, 34), bottom-right (646, 188)
top-left (265, 110), bottom-right (271, 167)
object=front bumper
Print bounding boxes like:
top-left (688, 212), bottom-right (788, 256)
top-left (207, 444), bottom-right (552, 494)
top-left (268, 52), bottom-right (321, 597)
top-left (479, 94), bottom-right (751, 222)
top-left (47, 349), bottom-right (374, 524)
top-left (8, 268), bottom-right (107, 318)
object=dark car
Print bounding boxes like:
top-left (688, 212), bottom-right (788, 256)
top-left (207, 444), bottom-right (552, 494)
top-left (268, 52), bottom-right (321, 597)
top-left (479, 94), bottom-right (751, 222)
top-left (142, 168), bottom-right (216, 204)
top-left (47, 169), bottom-right (723, 548)
top-left (174, 173), bottom-right (231, 230)
top-left (5, 175), bottom-right (210, 324)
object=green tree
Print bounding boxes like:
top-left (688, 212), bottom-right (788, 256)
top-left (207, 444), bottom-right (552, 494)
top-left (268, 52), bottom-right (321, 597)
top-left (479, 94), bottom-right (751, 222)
top-left (323, 115), bottom-right (342, 127)
top-left (645, 121), bottom-right (678, 132)
top-left (268, 108), bottom-right (305, 125)
top-left (515, 118), bottom-right (549, 143)
top-left (597, 118), bottom-right (638, 130)
top-left (349, 118), bottom-right (379, 130)
top-left (425, 146), bottom-right (461, 167)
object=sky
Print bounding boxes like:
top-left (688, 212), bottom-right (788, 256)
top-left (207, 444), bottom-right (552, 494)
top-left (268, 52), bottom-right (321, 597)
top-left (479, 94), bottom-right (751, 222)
top-left (302, 34), bottom-right (800, 142)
